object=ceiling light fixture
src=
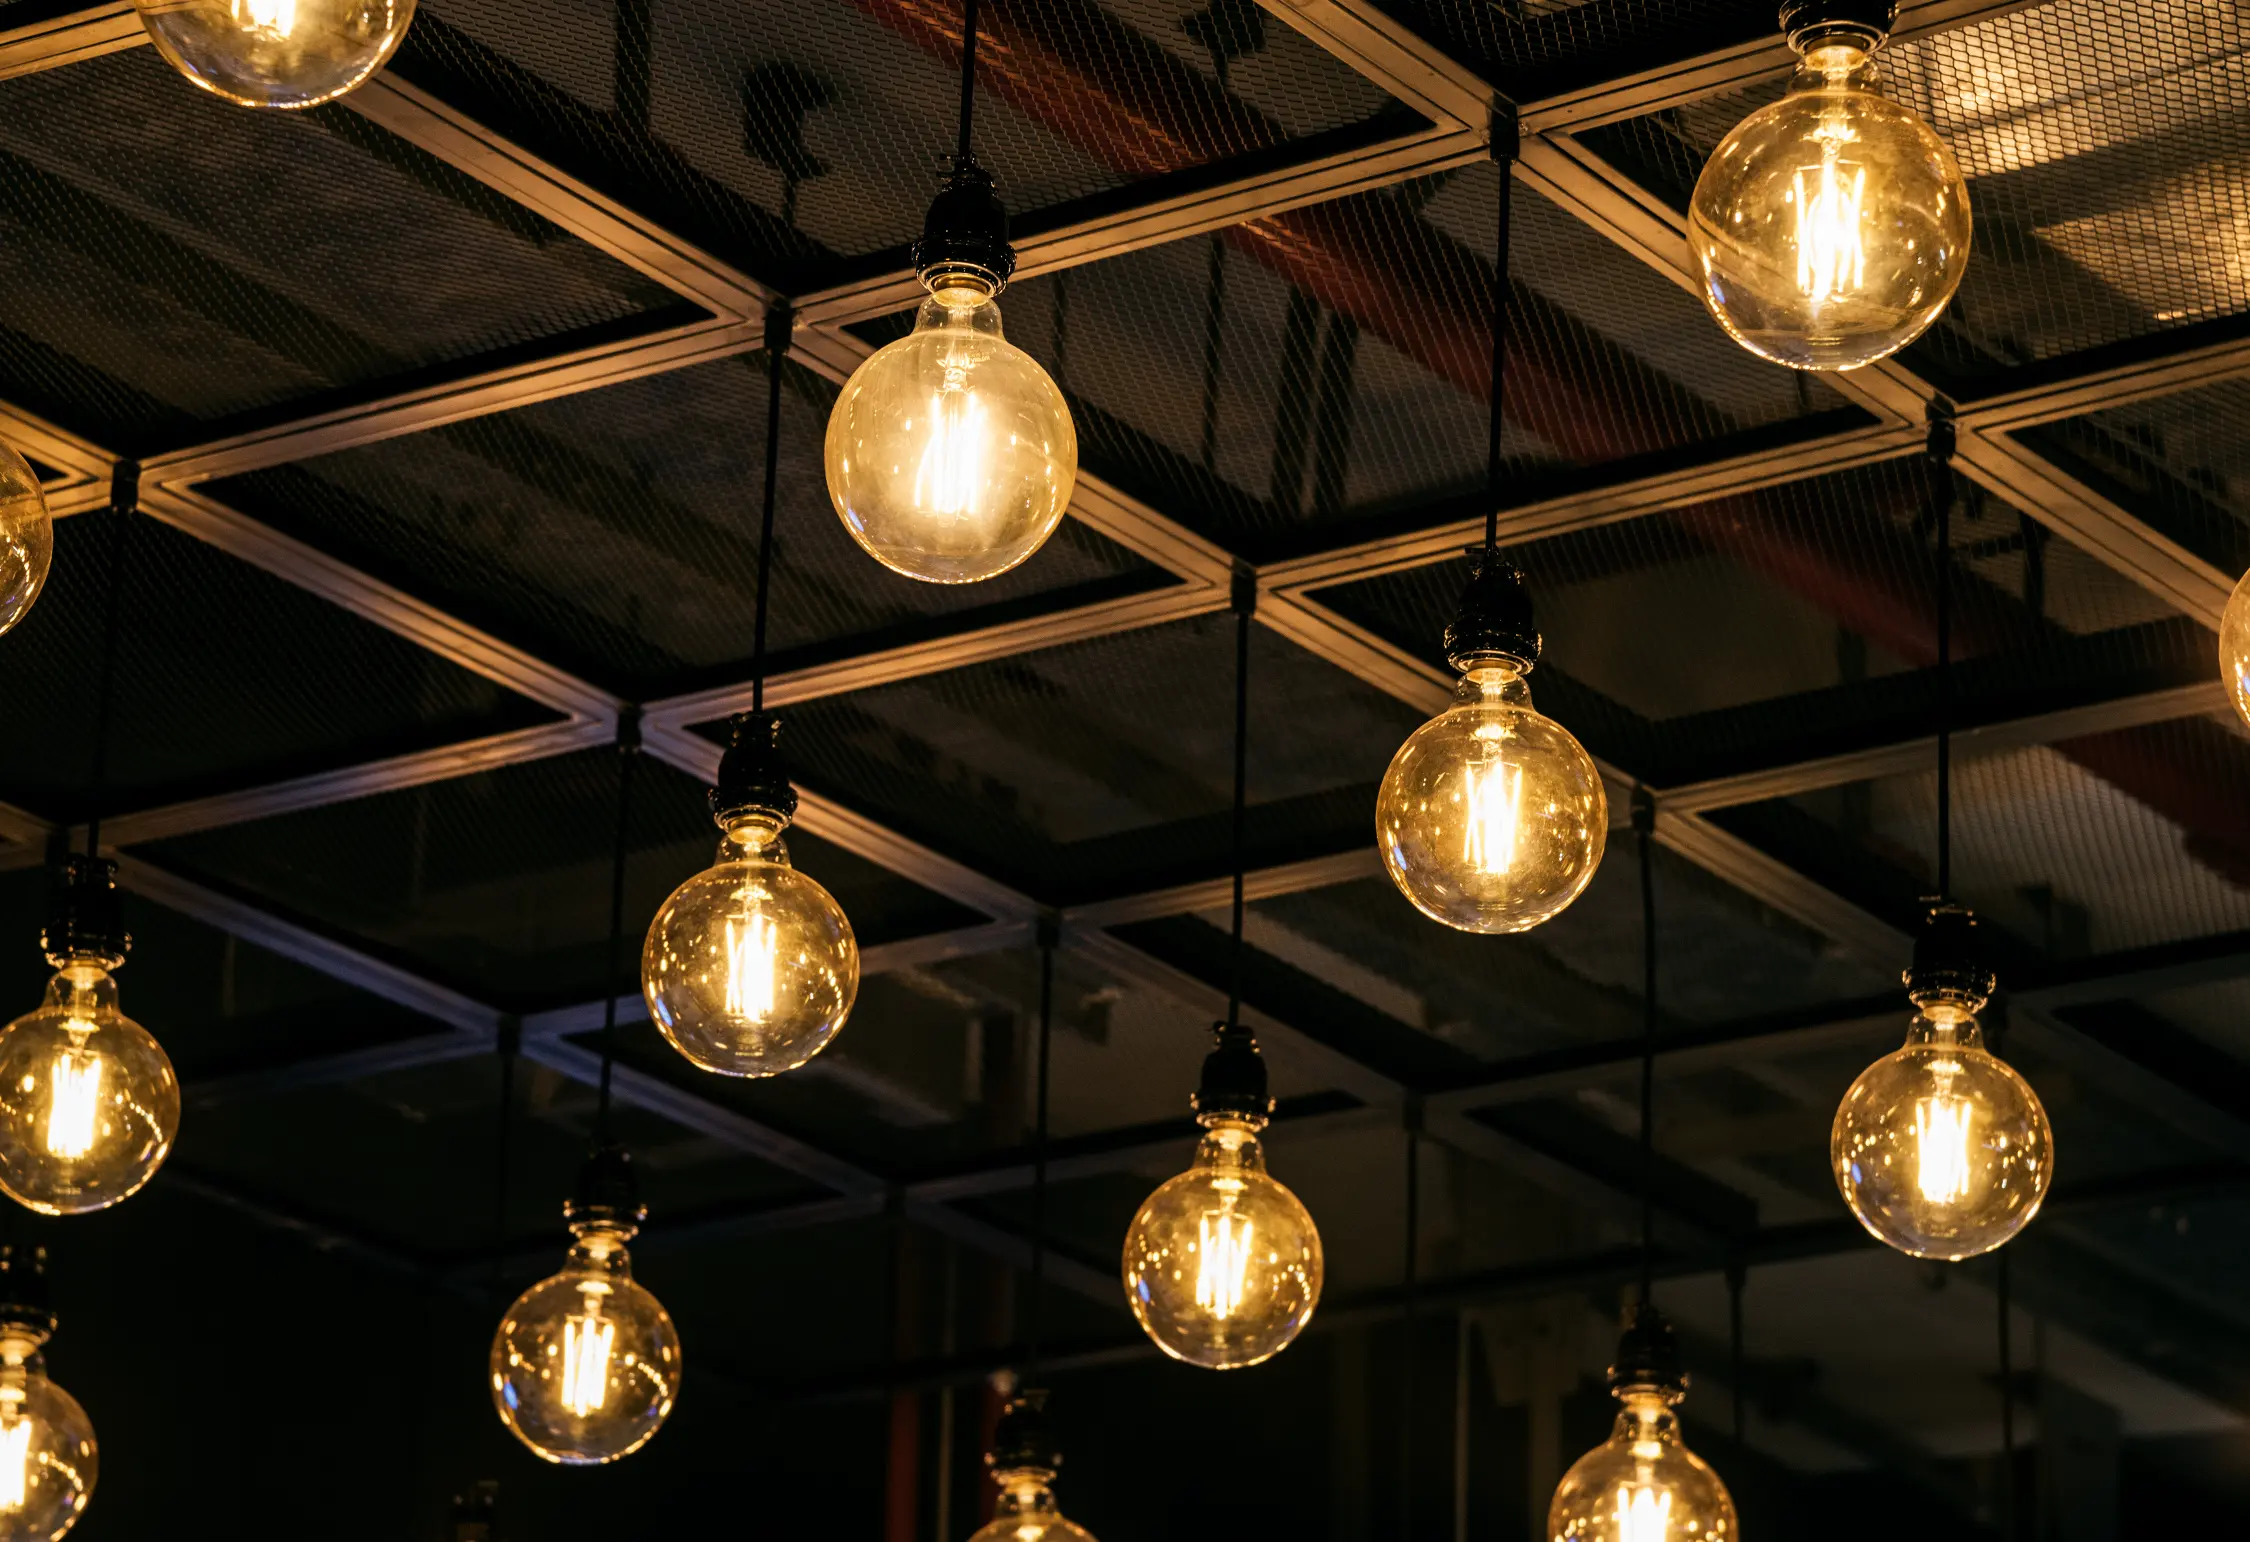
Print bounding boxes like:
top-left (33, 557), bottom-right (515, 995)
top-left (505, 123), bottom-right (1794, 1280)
top-left (494, 731), bottom-right (682, 1464)
top-left (0, 1247), bottom-right (95, 1542)
top-left (1689, 0), bottom-right (1971, 371)
top-left (645, 308), bottom-right (859, 1077)
top-left (823, 0), bottom-right (1077, 584)
top-left (0, 469), bottom-right (177, 1218)
top-left (1549, 802), bottom-right (1737, 1542)
top-left (134, 0), bottom-right (416, 109)
top-left (1121, 581), bottom-right (1322, 1370)
top-left (1832, 416), bottom-right (2051, 1260)
top-left (1376, 114), bottom-right (1607, 934)
top-left (0, 445), bottom-right (49, 638)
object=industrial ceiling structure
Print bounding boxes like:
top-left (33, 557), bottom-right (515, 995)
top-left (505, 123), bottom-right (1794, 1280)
top-left (0, 0), bottom-right (2244, 1535)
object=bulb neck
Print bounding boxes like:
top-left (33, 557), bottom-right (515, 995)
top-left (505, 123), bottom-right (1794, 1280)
top-left (1611, 1389), bottom-right (1687, 1457)
top-left (1778, 0), bottom-right (1895, 55)
top-left (1457, 662), bottom-right (1532, 709)
top-left (992, 1472), bottom-right (1061, 1518)
top-left (40, 964), bottom-right (117, 1024)
top-left (564, 1221), bottom-right (638, 1275)
top-left (1905, 1006), bottom-right (1986, 1051)
top-left (0, 1328), bottom-right (46, 1369)
top-left (1191, 1115), bottom-right (1268, 1175)
top-left (913, 283), bottom-right (1005, 339)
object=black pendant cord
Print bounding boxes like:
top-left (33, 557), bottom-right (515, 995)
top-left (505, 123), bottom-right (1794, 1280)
top-left (1998, 1251), bottom-right (2015, 1539)
top-left (1027, 926), bottom-right (1054, 1377)
top-left (1225, 580), bottom-right (1253, 1030)
top-left (1634, 791), bottom-right (1658, 1305)
top-left (1484, 112), bottom-right (1517, 557)
top-left (83, 465), bottom-right (137, 860)
top-left (751, 305), bottom-right (792, 715)
top-left (1929, 414), bottom-right (1955, 899)
top-left (1726, 1254), bottom-right (1746, 1443)
top-left (1402, 1122), bottom-right (1420, 1541)
top-left (491, 1019), bottom-right (519, 1298)
top-left (955, 0), bottom-right (981, 169)
top-left (595, 730), bottom-right (639, 1144)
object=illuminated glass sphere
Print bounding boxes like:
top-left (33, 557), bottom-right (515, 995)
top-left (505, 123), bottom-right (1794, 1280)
top-left (0, 1328), bottom-right (95, 1542)
top-left (1688, 34), bottom-right (1971, 370)
top-left (1376, 663), bottom-right (1607, 934)
top-left (1833, 1004), bottom-right (2052, 1259)
top-left (0, 965), bottom-right (177, 1217)
top-left (134, 0), bottom-right (416, 109)
top-left (1550, 1386), bottom-right (1736, 1542)
top-left (1121, 1115), bottom-right (1321, 1369)
top-left (2222, 568), bottom-right (2250, 732)
top-left (0, 446), bottom-right (49, 639)
top-left (642, 817), bottom-right (857, 1078)
top-left (491, 1220), bottom-right (680, 1465)
top-left (825, 279), bottom-right (1077, 584)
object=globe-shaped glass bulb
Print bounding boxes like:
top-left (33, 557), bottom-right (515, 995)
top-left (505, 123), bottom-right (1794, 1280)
top-left (0, 965), bottom-right (178, 1217)
top-left (1833, 1004), bottom-right (2052, 1259)
top-left (1688, 36), bottom-right (1971, 370)
top-left (491, 1221), bottom-right (680, 1465)
top-left (0, 445), bottom-right (50, 639)
top-left (134, 0), bottom-right (416, 109)
top-left (1121, 1116), bottom-right (1322, 1370)
top-left (966, 1469), bottom-right (1097, 1542)
top-left (642, 818), bottom-right (858, 1078)
top-left (825, 279), bottom-right (1077, 584)
top-left (2221, 567), bottom-right (2250, 732)
top-left (0, 1329), bottom-right (95, 1542)
top-left (1549, 1388), bottom-right (1737, 1542)
top-left (1376, 663), bottom-right (1607, 934)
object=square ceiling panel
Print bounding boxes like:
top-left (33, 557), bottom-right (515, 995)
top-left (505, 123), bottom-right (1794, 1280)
top-left (908, 161), bottom-right (1856, 559)
top-left (1581, 0), bottom-right (2250, 388)
top-left (1709, 714), bottom-right (2250, 960)
top-left (0, 43), bottom-right (682, 452)
top-left (764, 613), bottom-right (1424, 899)
top-left (140, 748), bottom-right (983, 1009)
top-left (204, 352), bottom-right (1167, 700)
top-left (1312, 455), bottom-right (2206, 785)
top-left (403, 0), bottom-right (1409, 287)
top-left (0, 512), bottom-right (552, 819)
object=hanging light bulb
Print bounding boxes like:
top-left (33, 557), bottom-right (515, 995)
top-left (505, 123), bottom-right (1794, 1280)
top-left (967, 1391), bottom-right (1098, 1542)
top-left (0, 446), bottom-right (49, 640)
top-left (1688, 0), bottom-right (1971, 370)
top-left (1122, 1022), bottom-right (1322, 1369)
top-left (2220, 569), bottom-right (2250, 733)
top-left (492, 1147), bottom-right (681, 1465)
top-left (1834, 903), bottom-right (2051, 1259)
top-left (133, 0), bottom-right (414, 108)
top-left (0, 1248), bottom-right (94, 1542)
top-left (642, 714), bottom-right (857, 1077)
top-left (1550, 1306), bottom-right (1736, 1542)
top-left (823, 0), bottom-right (1076, 584)
top-left (0, 859), bottom-right (177, 1217)
top-left (1376, 556), bottom-right (1607, 932)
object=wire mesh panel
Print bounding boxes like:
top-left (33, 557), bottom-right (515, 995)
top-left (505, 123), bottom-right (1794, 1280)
top-left (142, 750), bottom-right (982, 1008)
top-left (1582, 0), bottom-right (2250, 388)
top-left (2019, 379), bottom-right (2250, 579)
top-left (1313, 457), bottom-right (2203, 785)
top-left (206, 352), bottom-right (1165, 699)
top-left (0, 513), bottom-right (551, 818)
top-left (0, 44), bottom-right (680, 450)
top-left (1369, 0), bottom-right (1776, 105)
top-left (403, 0), bottom-right (1404, 285)
top-left (765, 614), bottom-right (1424, 897)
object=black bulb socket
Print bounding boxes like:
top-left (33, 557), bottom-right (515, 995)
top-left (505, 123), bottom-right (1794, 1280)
top-left (1779, 0), bottom-right (1897, 51)
top-left (1904, 900), bottom-right (1996, 1016)
top-left (911, 161), bottom-right (1016, 296)
top-left (1191, 1020), bottom-right (1272, 1125)
top-left (988, 1389), bottom-right (1062, 1475)
top-left (1608, 1301), bottom-right (1687, 1397)
top-left (566, 1144), bottom-right (647, 1234)
top-left (41, 855), bottom-right (128, 972)
top-left (0, 1245), bottom-right (56, 1343)
top-left (1444, 550), bottom-right (1540, 676)
top-left (710, 712), bottom-right (798, 835)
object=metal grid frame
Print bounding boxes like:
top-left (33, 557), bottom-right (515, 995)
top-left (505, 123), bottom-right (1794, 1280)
top-left (0, 0), bottom-right (2246, 1422)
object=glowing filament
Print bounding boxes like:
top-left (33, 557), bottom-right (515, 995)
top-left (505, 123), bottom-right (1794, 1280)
top-left (1462, 756), bottom-right (1524, 876)
top-left (45, 1049), bottom-right (100, 1160)
top-left (0, 1417), bottom-right (28, 1510)
top-left (560, 1309), bottom-right (615, 1418)
top-left (1915, 1095), bottom-right (1975, 1204)
top-left (722, 910), bottom-right (778, 1024)
top-left (912, 383), bottom-right (988, 518)
top-left (1195, 1209), bottom-right (1255, 1320)
top-left (230, 0), bottom-right (296, 33)
top-left (1793, 120), bottom-right (1866, 305)
top-left (1615, 1484), bottom-right (1672, 1542)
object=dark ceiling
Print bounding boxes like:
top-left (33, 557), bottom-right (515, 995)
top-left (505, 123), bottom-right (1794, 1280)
top-left (0, 0), bottom-right (2244, 1537)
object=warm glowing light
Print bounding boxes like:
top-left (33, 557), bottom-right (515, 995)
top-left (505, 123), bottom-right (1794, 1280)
top-left (229, 0), bottom-right (295, 33)
top-left (1615, 1483), bottom-right (1672, 1542)
top-left (721, 908), bottom-right (778, 1025)
top-left (560, 1302), bottom-right (615, 1418)
top-left (42, 1048), bottom-right (99, 1162)
top-left (1914, 1093), bottom-right (1974, 1204)
top-left (0, 1415), bottom-right (28, 1510)
top-left (1793, 116), bottom-right (1867, 306)
top-left (1193, 1203), bottom-right (1254, 1320)
top-left (1462, 746), bottom-right (1524, 876)
top-left (912, 382), bottom-right (989, 519)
